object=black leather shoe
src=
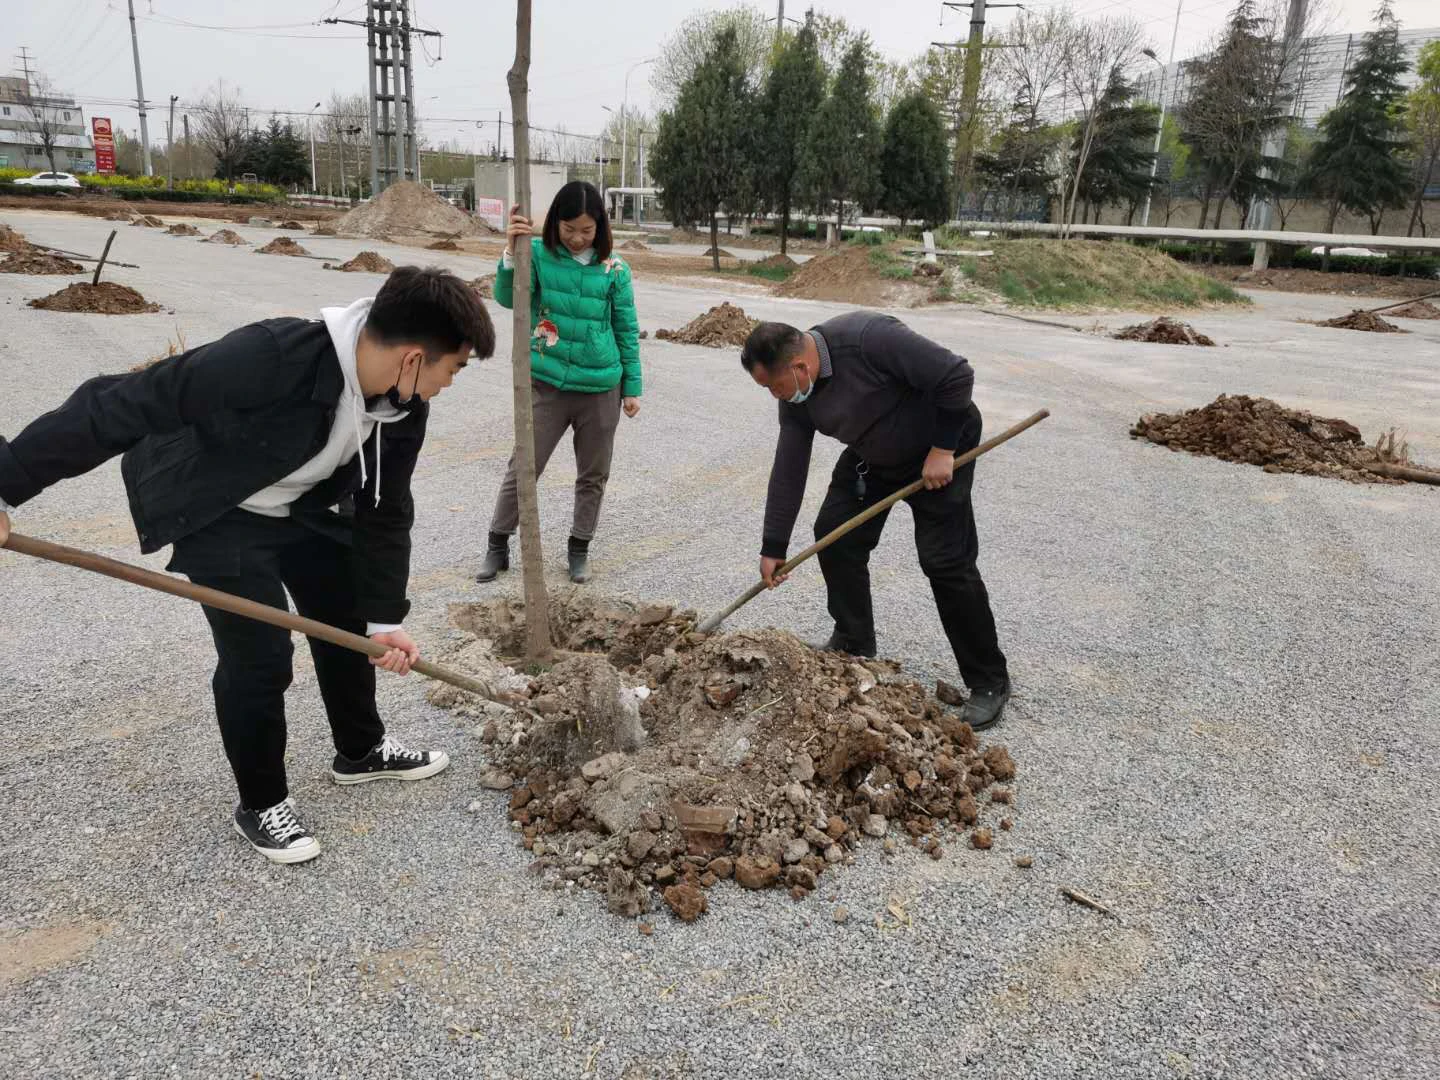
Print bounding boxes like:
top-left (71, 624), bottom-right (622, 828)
top-left (808, 632), bottom-right (877, 658)
top-left (568, 536), bottom-right (591, 584)
top-left (961, 681), bottom-right (1011, 732)
top-left (476, 532), bottom-right (510, 583)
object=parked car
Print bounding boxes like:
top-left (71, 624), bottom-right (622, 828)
top-left (13, 171), bottom-right (82, 190)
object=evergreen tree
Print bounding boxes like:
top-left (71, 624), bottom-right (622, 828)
top-left (1302, 1), bottom-right (1411, 233)
top-left (1071, 73), bottom-right (1158, 222)
top-left (650, 28), bottom-right (755, 269)
top-left (798, 39), bottom-right (882, 243)
top-left (756, 19), bottom-right (827, 253)
top-left (262, 118), bottom-right (310, 188)
top-left (880, 92), bottom-right (951, 227)
top-left (976, 94), bottom-right (1065, 218)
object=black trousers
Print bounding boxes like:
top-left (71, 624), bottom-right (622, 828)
top-left (814, 404), bottom-right (1009, 691)
top-left (169, 510), bottom-right (385, 811)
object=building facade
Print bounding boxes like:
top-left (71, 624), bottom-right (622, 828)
top-left (0, 76), bottom-right (96, 173)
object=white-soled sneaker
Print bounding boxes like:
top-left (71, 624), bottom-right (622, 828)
top-left (233, 799), bottom-right (322, 864)
top-left (331, 735), bottom-right (450, 785)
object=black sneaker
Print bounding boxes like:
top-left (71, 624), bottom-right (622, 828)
top-left (961, 681), bottom-right (1012, 732)
top-left (233, 799), bottom-right (322, 864)
top-left (808, 632), bottom-right (877, 658)
top-left (331, 735), bottom-right (450, 785)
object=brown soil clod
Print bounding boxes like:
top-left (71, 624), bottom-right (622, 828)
top-left (257, 236), bottom-right (312, 257)
top-left (28, 282), bottom-right (160, 314)
top-left (104, 210), bottom-right (136, 222)
top-left (313, 222), bottom-right (339, 237)
top-left (426, 238), bottom-right (460, 251)
top-left (334, 180), bottom-right (496, 240)
top-left (655, 302), bottom-right (757, 348)
top-left (703, 247), bottom-right (735, 259)
top-left (204, 228), bottom-right (249, 245)
top-left (428, 593), bottom-right (1017, 919)
top-left (276, 220), bottom-right (305, 230)
top-left (1315, 309), bottom-right (1406, 333)
top-left (620, 238), bottom-right (651, 252)
top-left (326, 251), bottom-right (396, 274)
top-left (131, 215), bottom-right (165, 228)
top-left (753, 253), bottom-right (799, 271)
top-left (165, 223), bottom-right (200, 237)
top-left (1112, 316), bottom-right (1216, 346)
top-left (1, 250), bottom-right (85, 275)
top-left (1384, 299), bottom-right (1440, 320)
top-left (0, 223), bottom-right (32, 252)
top-left (1131, 393), bottom-right (1439, 484)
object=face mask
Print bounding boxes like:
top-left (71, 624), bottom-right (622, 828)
top-left (386, 353), bottom-right (425, 413)
top-left (787, 365), bottom-right (814, 405)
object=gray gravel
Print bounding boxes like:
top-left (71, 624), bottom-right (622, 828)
top-left (1, 208), bottom-right (1437, 1079)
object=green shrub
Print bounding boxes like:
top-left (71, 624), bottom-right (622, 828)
top-left (848, 230), bottom-right (886, 246)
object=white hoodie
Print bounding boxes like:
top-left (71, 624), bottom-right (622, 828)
top-left (239, 296), bottom-right (410, 634)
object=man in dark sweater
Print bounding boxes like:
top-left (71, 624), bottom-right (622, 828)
top-left (0, 267), bottom-right (495, 864)
top-left (742, 313), bottom-right (1011, 730)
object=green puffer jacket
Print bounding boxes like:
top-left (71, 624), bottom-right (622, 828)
top-left (494, 237), bottom-right (642, 397)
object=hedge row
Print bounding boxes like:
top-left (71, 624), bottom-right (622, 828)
top-left (0, 181), bottom-right (281, 205)
top-left (1158, 240), bottom-right (1440, 279)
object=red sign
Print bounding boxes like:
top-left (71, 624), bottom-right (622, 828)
top-left (92, 117), bottom-right (115, 175)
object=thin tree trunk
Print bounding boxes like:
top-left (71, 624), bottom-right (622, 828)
top-left (834, 199), bottom-right (844, 247)
top-left (779, 196), bottom-right (790, 255)
top-left (709, 211), bottom-right (720, 270)
top-left (506, 0), bottom-right (553, 664)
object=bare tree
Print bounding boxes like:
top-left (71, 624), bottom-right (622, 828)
top-left (194, 81), bottom-right (250, 182)
top-left (652, 5), bottom-right (772, 106)
top-left (327, 91), bottom-right (369, 196)
top-left (18, 71), bottom-right (66, 174)
top-left (1057, 17), bottom-right (1147, 231)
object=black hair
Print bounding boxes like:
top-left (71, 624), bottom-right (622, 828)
top-left (365, 265), bottom-right (496, 360)
top-left (542, 180), bottom-right (613, 260)
top-left (740, 322), bottom-right (806, 374)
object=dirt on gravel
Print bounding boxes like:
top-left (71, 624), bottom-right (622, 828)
top-left (427, 595), bottom-right (1016, 919)
top-left (427, 238), bottom-right (460, 250)
top-left (655, 302), bottom-right (758, 348)
top-left (203, 229), bottom-right (248, 245)
top-left (1131, 394), bottom-right (1437, 483)
top-left (313, 222), bottom-right (339, 237)
top-left (703, 247), bottom-right (736, 259)
top-left (165, 223), bottom-right (200, 237)
top-left (775, 245), bottom-right (926, 307)
top-left (0, 250), bottom-right (85, 274)
top-left (620, 239), bottom-right (651, 252)
top-left (276, 220), bottom-right (305, 230)
top-left (0, 223), bottom-right (32, 252)
top-left (1385, 299), bottom-right (1440, 319)
top-left (471, 274), bottom-right (495, 298)
top-left (28, 282), bottom-right (160, 314)
top-left (1113, 317), bottom-right (1216, 345)
top-left (325, 250), bottom-right (396, 273)
top-left (0, 193), bottom-right (339, 226)
top-left (335, 181), bottom-right (495, 241)
top-left (104, 210), bottom-right (135, 222)
top-left (131, 215), bottom-right (165, 228)
top-left (257, 236), bottom-right (311, 257)
top-left (1315, 309), bottom-right (1407, 333)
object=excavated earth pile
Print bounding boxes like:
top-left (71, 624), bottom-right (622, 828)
top-left (428, 596), bottom-right (1018, 922)
top-left (1385, 300), bottom-right (1440, 320)
top-left (334, 181), bottom-right (495, 241)
top-left (1112, 316), bottom-right (1216, 345)
top-left (204, 229), bottom-right (249, 245)
top-left (655, 303), bottom-right (757, 348)
top-left (0, 223), bottom-right (32, 252)
top-left (326, 251), bottom-right (396, 273)
top-left (1, 250), bottom-right (84, 274)
top-left (1316, 309), bottom-right (1406, 332)
top-left (28, 282), bottom-right (160, 314)
top-left (1131, 394), bottom-right (1437, 483)
top-left (257, 237), bottom-right (311, 257)
top-left (165, 224), bottom-right (200, 237)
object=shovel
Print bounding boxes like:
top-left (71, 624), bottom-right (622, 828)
top-left (696, 408), bottom-right (1050, 634)
top-left (1, 531), bottom-right (517, 704)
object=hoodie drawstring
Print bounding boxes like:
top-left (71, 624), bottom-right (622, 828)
top-left (350, 395), bottom-right (384, 508)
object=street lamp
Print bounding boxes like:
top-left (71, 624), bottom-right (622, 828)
top-left (1140, 1), bottom-right (1183, 228)
top-left (600, 105), bottom-right (613, 196)
top-left (307, 101), bottom-right (321, 194)
top-left (619, 57), bottom-right (657, 223)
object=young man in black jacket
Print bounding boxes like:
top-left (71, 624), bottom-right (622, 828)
top-left (0, 266), bottom-right (495, 864)
top-left (741, 313), bottom-right (1012, 730)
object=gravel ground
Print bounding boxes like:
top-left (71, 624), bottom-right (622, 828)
top-left (1, 209), bottom-right (1437, 1080)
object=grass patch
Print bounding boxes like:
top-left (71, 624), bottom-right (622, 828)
top-left (869, 247), bottom-right (914, 280)
top-left (717, 263), bottom-right (799, 283)
top-left (961, 239), bottom-right (1250, 310)
top-left (848, 231), bottom-right (887, 247)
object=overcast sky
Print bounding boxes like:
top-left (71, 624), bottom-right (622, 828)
top-left (5, 0), bottom-right (1436, 150)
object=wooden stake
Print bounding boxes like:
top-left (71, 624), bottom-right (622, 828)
top-left (1060, 885), bottom-right (1119, 920)
top-left (92, 229), bottom-right (117, 286)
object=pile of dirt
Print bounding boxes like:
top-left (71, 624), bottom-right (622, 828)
top-left (257, 237), bottom-right (311, 257)
top-left (753, 252), bottom-right (798, 270)
top-left (130, 215), bottom-right (164, 228)
top-left (104, 210), bottom-right (135, 222)
top-left (703, 247), bottom-right (735, 259)
top-left (774, 245), bottom-right (915, 307)
top-left (165, 223), bottom-right (200, 237)
top-left (1316, 309), bottom-right (1406, 333)
top-left (326, 251), bottom-right (396, 273)
top-left (335, 180), bottom-right (494, 240)
top-left (203, 229), bottom-right (248, 245)
top-left (313, 222), bottom-right (338, 237)
top-left (655, 303), bottom-right (757, 348)
top-left (1131, 394), bottom-right (1436, 483)
top-left (1386, 299), bottom-right (1440, 319)
top-left (471, 273), bottom-right (495, 298)
top-left (28, 282), bottom-right (160, 314)
top-left (0, 224), bottom-right (31, 252)
top-left (1112, 317), bottom-right (1216, 346)
top-left (0, 250), bottom-right (85, 275)
top-left (276, 220), bottom-right (305, 230)
top-left (428, 595), bottom-right (1016, 920)
top-left (620, 239), bottom-right (651, 252)
top-left (427, 238), bottom-right (460, 251)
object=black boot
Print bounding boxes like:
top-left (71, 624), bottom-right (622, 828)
top-left (961, 680), bottom-right (1011, 732)
top-left (808, 631), bottom-right (877, 658)
top-left (475, 531), bottom-right (510, 583)
top-left (568, 536), bottom-right (591, 584)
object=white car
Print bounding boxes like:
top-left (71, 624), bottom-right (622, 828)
top-left (13, 171), bottom-right (82, 190)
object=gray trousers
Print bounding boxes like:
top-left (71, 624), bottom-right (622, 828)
top-left (489, 380), bottom-right (622, 541)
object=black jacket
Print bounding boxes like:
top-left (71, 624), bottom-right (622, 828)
top-left (0, 317), bottom-right (426, 624)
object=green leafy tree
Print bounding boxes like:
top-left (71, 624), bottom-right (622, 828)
top-left (650, 27), bottom-right (756, 269)
top-left (880, 92), bottom-right (951, 227)
top-left (1404, 40), bottom-right (1440, 236)
top-left (1303, 1), bottom-right (1412, 234)
top-left (755, 19), bottom-right (826, 252)
top-left (1071, 73), bottom-right (1157, 223)
top-left (798, 39), bottom-right (882, 243)
top-left (976, 106), bottom-right (1064, 218)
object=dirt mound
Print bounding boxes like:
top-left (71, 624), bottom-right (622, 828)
top-left (754, 252), bottom-right (799, 270)
top-left (0, 224), bottom-right (31, 252)
top-left (28, 282), bottom-right (160, 314)
top-left (104, 210), bottom-right (135, 222)
top-left (1113, 317), bottom-right (1216, 346)
top-left (428, 595), bottom-right (1016, 919)
top-left (0, 250), bottom-right (85, 274)
top-left (427, 238), bottom-right (460, 251)
top-left (1316, 309), bottom-right (1406, 333)
top-left (257, 237), bottom-right (311, 257)
top-left (655, 303), bottom-right (757, 348)
top-left (313, 222), bottom-right (338, 237)
top-left (471, 274), bottom-right (495, 298)
top-left (131, 215), bottom-right (164, 228)
top-left (203, 229), bottom-right (248, 245)
top-left (774, 245), bottom-right (910, 306)
top-left (326, 251), bottom-right (396, 273)
top-left (335, 180), bottom-right (494, 240)
top-left (165, 223), bottom-right (200, 237)
top-left (1131, 394), bottom-right (1436, 484)
top-left (620, 239), bottom-right (651, 252)
top-left (276, 220), bottom-right (305, 230)
top-left (1381, 300), bottom-right (1440, 320)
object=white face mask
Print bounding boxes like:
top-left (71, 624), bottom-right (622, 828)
top-left (787, 365), bottom-right (814, 405)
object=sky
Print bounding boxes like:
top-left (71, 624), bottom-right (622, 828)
top-left (4, 0), bottom-right (1436, 152)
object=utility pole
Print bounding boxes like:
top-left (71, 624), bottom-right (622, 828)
top-left (936, 0), bottom-right (1020, 214)
top-left (126, 0), bottom-right (154, 176)
top-left (1251, 0), bottom-right (1309, 269)
top-left (166, 95), bottom-right (177, 190)
top-left (182, 113), bottom-right (191, 179)
top-left (1141, 0), bottom-right (1183, 228)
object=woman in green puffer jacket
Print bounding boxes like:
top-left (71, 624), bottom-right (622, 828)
top-left (477, 180), bottom-right (642, 585)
